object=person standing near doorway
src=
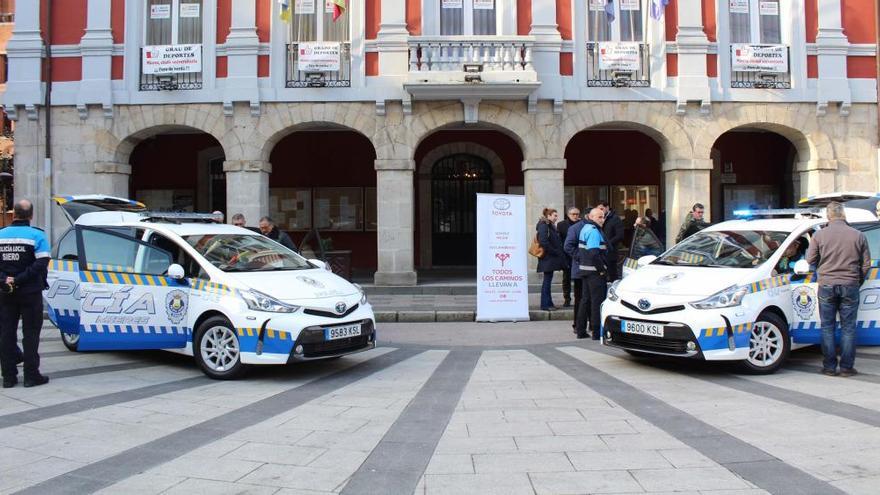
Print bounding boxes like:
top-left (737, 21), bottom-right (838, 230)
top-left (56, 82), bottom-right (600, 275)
top-left (806, 201), bottom-right (871, 377)
top-left (575, 208), bottom-right (608, 339)
top-left (557, 207), bottom-right (581, 307)
top-left (564, 209), bottom-right (587, 332)
top-left (676, 203), bottom-right (709, 244)
top-left (536, 208), bottom-right (565, 311)
top-left (597, 200), bottom-right (624, 282)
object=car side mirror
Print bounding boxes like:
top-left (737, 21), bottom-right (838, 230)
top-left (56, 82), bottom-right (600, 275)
top-left (309, 259), bottom-right (330, 271)
top-left (167, 263), bottom-right (186, 280)
top-left (793, 259), bottom-right (811, 275)
top-left (637, 255), bottom-right (657, 268)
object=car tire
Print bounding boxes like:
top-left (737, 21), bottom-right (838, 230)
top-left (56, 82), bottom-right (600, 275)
top-left (60, 331), bottom-right (79, 352)
top-left (193, 316), bottom-right (246, 380)
top-left (739, 312), bottom-right (790, 375)
top-left (624, 349), bottom-right (652, 358)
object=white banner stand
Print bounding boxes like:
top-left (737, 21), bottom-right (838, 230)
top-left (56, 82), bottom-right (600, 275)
top-left (476, 194), bottom-right (530, 322)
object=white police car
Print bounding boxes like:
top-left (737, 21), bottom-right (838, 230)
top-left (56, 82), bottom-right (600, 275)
top-left (44, 195), bottom-right (376, 379)
top-left (606, 205), bottom-right (880, 374)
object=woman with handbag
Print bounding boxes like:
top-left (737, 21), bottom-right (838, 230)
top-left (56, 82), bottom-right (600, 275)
top-left (535, 208), bottom-right (566, 311)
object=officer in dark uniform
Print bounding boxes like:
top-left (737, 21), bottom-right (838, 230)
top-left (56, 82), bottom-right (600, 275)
top-left (0, 199), bottom-right (50, 388)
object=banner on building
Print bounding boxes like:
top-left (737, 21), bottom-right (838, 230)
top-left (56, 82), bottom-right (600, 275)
top-left (598, 42), bottom-right (641, 71)
top-left (142, 44), bottom-right (202, 74)
top-left (731, 44), bottom-right (788, 73)
top-left (476, 194), bottom-right (530, 322)
top-left (297, 42), bottom-right (341, 72)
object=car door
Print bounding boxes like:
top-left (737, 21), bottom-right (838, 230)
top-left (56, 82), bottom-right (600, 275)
top-left (75, 225), bottom-right (190, 351)
top-left (44, 229), bottom-right (82, 337)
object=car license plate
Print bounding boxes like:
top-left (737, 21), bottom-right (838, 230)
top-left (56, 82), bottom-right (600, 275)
top-left (621, 320), bottom-right (664, 338)
top-left (325, 324), bottom-right (362, 341)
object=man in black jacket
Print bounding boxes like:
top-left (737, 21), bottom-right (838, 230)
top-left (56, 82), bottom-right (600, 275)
top-left (556, 207), bottom-right (581, 307)
top-left (598, 200), bottom-right (624, 282)
top-left (259, 216), bottom-right (299, 253)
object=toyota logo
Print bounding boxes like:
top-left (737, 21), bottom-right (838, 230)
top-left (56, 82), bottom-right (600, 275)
top-left (493, 198), bottom-right (511, 210)
top-left (335, 302), bottom-right (347, 314)
top-left (637, 298), bottom-right (651, 311)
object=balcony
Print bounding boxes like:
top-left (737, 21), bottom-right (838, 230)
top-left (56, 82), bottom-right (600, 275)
top-left (139, 44), bottom-right (203, 91)
top-left (729, 44), bottom-right (791, 89)
top-left (586, 42), bottom-right (650, 88)
top-left (286, 42), bottom-right (352, 88)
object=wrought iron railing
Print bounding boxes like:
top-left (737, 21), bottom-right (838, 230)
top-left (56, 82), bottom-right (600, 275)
top-left (407, 37), bottom-right (534, 72)
top-left (730, 45), bottom-right (791, 89)
top-left (586, 42), bottom-right (650, 87)
top-left (139, 45), bottom-right (203, 91)
top-left (286, 42), bottom-right (352, 88)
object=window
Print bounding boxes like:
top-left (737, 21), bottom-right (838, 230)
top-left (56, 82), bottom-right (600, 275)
top-left (0, 55), bottom-right (7, 84)
top-left (657, 230), bottom-right (789, 268)
top-left (80, 228), bottom-right (173, 276)
top-left (147, 232), bottom-right (208, 279)
top-left (55, 230), bottom-right (78, 261)
top-left (587, 0), bottom-right (644, 42)
top-left (314, 187), bottom-right (363, 231)
top-left (269, 187), bottom-right (376, 233)
top-left (728, 0), bottom-right (780, 44)
top-left (291, 0), bottom-right (350, 42)
top-left (0, 0), bottom-right (13, 23)
top-left (441, 0), bottom-right (496, 36)
top-left (146, 0), bottom-right (203, 45)
top-left (857, 224), bottom-right (880, 261)
top-left (184, 234), bottom-right (312, 272)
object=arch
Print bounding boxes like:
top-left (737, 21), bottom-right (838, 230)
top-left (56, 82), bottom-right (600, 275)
top-left (110, 124), bottom-right (229, 166)
top-left (419, 142), bottom-right (506, 179)
top-left (559, 103), bottom-right (692, 162)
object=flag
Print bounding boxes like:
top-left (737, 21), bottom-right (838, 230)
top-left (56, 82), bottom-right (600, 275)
top-left (604, 0), bottom-right (615, 23)
top-left (278, 0), bottom-right (291, 23)
top-left (650, 0), bottom-right (669, 20)
top-left (329, 0), bottom-right (346, 22)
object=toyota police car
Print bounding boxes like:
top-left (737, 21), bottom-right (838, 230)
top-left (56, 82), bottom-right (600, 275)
top-left (44, 196), bottom-right (376, 379)
top-left (606, 201), bottom-right (880, 374)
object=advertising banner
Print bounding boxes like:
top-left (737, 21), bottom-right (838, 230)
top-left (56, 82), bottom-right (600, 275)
top-left (476, 194), bottom-right (529, 322)
top-left (731, 44), bottom-right (788, 73)
top-left (598, 42), bottom-right (641, 72)
top-left (142, 44), bottom-right (202, 75)
top-left (297, 42), bottom-right (341, 72)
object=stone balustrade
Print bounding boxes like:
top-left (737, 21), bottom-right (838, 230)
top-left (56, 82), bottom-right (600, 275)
top-left (408, 36), bottom-right (534, 73)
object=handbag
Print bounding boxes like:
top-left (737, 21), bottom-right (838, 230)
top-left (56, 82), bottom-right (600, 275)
top-left (528, 234), bottom-right (545, 258)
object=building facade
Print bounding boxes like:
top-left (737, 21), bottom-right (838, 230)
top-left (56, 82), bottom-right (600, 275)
top-left (2, 0), bottom-right (878, 285)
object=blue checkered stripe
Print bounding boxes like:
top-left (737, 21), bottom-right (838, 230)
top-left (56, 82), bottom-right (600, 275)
top-left (52, 308), bottom-right (81, 334)
top-left (791, 321), bottom-right (880, 345)
top-left (79, 324), bottom-right (192, 336)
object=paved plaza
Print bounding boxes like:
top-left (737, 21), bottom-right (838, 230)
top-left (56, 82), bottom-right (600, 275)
top-left (2, 321), bottom-right (880, 494)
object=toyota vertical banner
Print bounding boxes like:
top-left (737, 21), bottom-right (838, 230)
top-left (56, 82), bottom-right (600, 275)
top-left (476, 194), bottom-right (530, 322)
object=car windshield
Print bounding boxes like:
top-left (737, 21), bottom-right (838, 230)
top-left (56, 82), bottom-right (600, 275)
top-left (183, 234), bottom-right (312, 272)
top-left (654, 230), bottom-right (789, 268)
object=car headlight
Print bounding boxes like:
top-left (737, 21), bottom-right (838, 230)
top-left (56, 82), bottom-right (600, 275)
top-left (237, 289), bottom-right (300, 313)
top-left (607, 280), bottom-right (621, 302)
top-left (689, 285), bottom-right (749, 309)
top-left (353, 283), bottom-right (368, 305)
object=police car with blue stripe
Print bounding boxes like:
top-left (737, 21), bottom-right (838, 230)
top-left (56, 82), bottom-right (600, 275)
top-left (604, 194), bottom-right (880, 374)
top-left (44, 195), bottom-right (376, 379)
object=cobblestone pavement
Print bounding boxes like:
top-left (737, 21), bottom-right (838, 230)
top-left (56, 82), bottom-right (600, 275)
top-left (3, 322), bottom-right (880, 494)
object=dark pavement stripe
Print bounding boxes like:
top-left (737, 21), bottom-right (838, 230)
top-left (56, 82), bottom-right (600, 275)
top-left (48, 361), bottom-right (159, 379)
top-left (40, 350), bottom-right (76, 358)
top-left (13, 348), bottom-right (421, 495)
top-left (786, 363), bottom-right (880, 385)
top-left (535, 347), bottom-right (844, 495)
top-left (341, 349), bottom-right (481, 495)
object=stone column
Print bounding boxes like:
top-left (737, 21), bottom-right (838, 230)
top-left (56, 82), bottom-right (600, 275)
top-left (375, 159), bottom-right (417, 286)
top-left (79, 0), bottom-right (114, 116)
top-left (3, 0), bottom-right (43, 120)
top-left (796, 160), bottom-right (838, 198)
top-left (675, 0), bottom-right (711, 114)
top-left (523, 158), bottom-right (565, 281)
top-left (815, 0), bottom-right (851, 114)
top-left (223, 0), bottom-right (260, 111)
top-left (94, 162), bottom-right (132, 198)
top-left (224, 160), bottom-right (271, 226)
top-left (529, 0), bottom-right (562, 104)
top-left (663, 159), bottom-right (713, 245)
top-left (376, 0), bottom-right (409, 77)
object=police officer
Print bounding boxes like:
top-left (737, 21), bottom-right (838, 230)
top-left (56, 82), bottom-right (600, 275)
top-left (574, 207), bottom-right (608, 340)
top-left (0, 199), bottom-right (50, 388)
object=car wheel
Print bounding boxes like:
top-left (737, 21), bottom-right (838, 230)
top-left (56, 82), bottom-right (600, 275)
top-left (624, 349), bottom-right (652, 358)
top-left (739, 312), bottom-right (790, 375)
top-left (193, 316), bottom-right (246, 380)
top-left (60, 331), bottom-right (79, 352)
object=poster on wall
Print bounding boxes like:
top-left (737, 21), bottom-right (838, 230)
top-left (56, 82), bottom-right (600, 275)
top-left (150, 4), bottom-right (171, 19)
top-left (142, 44), bottom-right (202, 74)
top-left (476, 194), bottom-right (529, 322)
top-left (473, 0), bottom-right (495, 10)
top-left (295, 0), bottom-right (315, 15)
top-left (619, 0), bottom-right (640, 11)
top-left (179, 3), bottom-right (201, 18)
top-left (598, 42), bottom-right (641, 71)
top-left (588, 0), bottom-right (607, 11)
top-left (441, 0), bottom-right (463, 8)
top-left (729, 0), bottom-right (749, 14)
top-left (297, 42), bottom-right (341, 71)
top-left (759, 1), bottom-right (779, 15)
top-left (731, 44), bottom-right (788, 72)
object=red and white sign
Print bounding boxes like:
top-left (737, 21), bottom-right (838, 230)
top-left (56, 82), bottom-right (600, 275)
top-left (759, 0), bottom-right (779, 15)
top-left (731, 44), bottom-right (788, 73)
top-left (598, 42), bottom-right (641, 72)
top-left (729, 0), bottom-right (749, 14)
top-left (297, 42), bottom-right (341, 72)
top-left (142, 44), bottom-right (202, 74)
top-left (476, 194), bottom-right (529, 322)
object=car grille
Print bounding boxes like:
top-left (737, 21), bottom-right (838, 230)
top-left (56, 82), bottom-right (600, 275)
top-left (621, 300), bottom-right (686, 315)
top-left (304, 304), bottom-right (359, 319)
top-left (605, 317), bottom-right (697, 356)
top-left (294, 320), bottom-right (374, 359)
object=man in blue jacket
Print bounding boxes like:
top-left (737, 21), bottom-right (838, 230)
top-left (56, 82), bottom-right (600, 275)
top-left (0, 200), bottom-right (51, 388)
top-left (563, 211), bottom-right (586, 332)
top-left (574, 208), bottom-right (608, 340)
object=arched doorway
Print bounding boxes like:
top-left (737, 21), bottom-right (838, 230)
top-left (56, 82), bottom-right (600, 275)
top-left (565, 129), bottom-right (663, 246)
top-left (129, 129), bottom-right (226, 213)
top-left (430, 154), bottom-right (493, 266)
top-left (710, 129), bottom-right (797, 221)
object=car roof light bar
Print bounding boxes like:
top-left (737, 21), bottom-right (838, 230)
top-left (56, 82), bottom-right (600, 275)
top-left (733, 208), bottom-right (823, 219)
top-left (140, 212), bottom-right (224, 223)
